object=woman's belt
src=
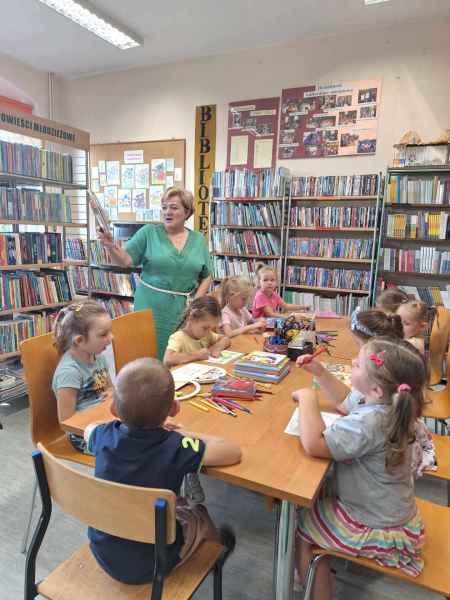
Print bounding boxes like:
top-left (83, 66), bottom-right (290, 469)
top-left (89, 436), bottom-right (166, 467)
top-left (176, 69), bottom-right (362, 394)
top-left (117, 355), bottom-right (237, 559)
top-left (138, 277), bottom-right (193, 298)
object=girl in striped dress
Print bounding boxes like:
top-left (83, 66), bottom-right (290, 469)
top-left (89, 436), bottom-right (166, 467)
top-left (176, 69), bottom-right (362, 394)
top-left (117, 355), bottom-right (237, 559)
top-left (294, 337), bottom-right (427, 600)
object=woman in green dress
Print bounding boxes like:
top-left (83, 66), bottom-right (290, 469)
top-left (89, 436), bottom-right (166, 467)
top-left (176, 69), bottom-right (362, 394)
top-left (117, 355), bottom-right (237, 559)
top-left (97, 188), bottom-right (212, 359)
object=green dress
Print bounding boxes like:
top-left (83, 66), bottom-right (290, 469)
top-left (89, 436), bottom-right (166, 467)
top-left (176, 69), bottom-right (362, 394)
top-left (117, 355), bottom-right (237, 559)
top-left (125, 224), bottom-right (211, 359)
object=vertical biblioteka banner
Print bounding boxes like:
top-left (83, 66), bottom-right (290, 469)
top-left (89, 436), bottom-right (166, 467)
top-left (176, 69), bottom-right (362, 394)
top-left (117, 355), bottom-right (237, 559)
top-left (278, 79), bottom-right (381, 160)
top-left (194, 105), bottom-right (216, 238)
top-left (227, 97), bottom-right (279, 170)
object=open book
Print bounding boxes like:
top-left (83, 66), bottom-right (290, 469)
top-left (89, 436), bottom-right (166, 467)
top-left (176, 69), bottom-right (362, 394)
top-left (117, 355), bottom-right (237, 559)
top-left (88, 191), bottom-right (110, 233)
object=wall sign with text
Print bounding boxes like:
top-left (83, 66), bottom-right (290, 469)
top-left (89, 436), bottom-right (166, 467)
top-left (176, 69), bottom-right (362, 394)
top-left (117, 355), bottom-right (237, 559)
top-left (194, 105), bottom-right (216, 238)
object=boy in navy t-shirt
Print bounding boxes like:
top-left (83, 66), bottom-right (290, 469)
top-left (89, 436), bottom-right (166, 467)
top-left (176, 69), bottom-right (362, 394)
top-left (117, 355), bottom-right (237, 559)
top-left (84, 357), bottom-right (241, 584)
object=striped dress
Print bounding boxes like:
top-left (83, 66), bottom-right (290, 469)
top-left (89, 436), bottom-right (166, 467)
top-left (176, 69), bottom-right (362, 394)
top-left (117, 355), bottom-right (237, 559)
top-left (297, 391), bottom-right (425, 577)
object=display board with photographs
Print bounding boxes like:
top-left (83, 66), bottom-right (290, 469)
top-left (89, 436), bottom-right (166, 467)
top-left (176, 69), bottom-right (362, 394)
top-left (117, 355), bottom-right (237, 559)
top-left (278, 79), bottom-right (381, 159)
top-left (90, 139), bottom-right (185, 223)
top-left (227, 97), bottom-right (279, 170)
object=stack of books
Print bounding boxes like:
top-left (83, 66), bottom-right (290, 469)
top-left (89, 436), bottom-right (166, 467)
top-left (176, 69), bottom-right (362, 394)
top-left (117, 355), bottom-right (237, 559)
top-left (233, 351), bottom-right (290, 383)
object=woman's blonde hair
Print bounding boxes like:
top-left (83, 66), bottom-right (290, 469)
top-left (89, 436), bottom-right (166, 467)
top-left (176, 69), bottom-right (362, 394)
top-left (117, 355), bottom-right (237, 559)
top-left (255, 262), bottom-right (277, 287)
top-left (162, 187), bottom-right (195, 219)
top-left (53, 299), bottom-right (108, 354)
top-left (220, 276), bottom-right (253, 308)
top-left (363, 337), bottom-right (427, 470)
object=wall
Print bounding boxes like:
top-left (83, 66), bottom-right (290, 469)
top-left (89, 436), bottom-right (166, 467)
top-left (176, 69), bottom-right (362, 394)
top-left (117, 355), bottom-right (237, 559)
top-left (60, 18), bottom-right (450, 188)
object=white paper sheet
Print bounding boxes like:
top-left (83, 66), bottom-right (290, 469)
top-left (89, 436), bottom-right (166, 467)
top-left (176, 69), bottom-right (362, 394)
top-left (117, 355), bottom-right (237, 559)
top-left (284, 407), bottom-right (340, 436)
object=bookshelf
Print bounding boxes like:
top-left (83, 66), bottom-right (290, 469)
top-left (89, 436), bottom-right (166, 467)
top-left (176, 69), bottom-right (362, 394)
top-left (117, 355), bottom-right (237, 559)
top-left (0, 106), bottom-right (90, 359)
top-left (209, 168), bottom-right (290, 283)
top-left (283, 173), bottom-right (383, 315)
top-left (373, 166), bottom-right (450, 306)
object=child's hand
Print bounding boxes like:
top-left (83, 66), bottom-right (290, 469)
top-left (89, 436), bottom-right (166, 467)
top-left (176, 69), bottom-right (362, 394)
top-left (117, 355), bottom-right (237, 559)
top-left (250, 320), bottom-right (266, 332)
top-left (100, 389), bottom-right (114, 403)
top-left (163, 419), bottom-right (183, 431)
top-left (296, 355), bottom-right (325, 376)
top-left (292, 388), bottom-right (317, 404)
top-left (197, 348), bottom-right (210, 361)
top-left (209, 348), bottom-right (222, 358)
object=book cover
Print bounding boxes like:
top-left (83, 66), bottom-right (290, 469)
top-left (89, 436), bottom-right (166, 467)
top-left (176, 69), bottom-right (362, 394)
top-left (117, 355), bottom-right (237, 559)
top-left (236, 350), bottom-right (288, 369)
top-left (207, 350), bottom-right (244, 365)
top-left (88, 192), bottom-right (110, 233)
top-left (211, 377), bottom-right (256, 399)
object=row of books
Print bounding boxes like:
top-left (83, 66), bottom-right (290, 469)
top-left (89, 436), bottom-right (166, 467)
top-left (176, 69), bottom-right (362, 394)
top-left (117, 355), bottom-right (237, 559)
top-left (384, 212), bottom-right (449, 240)
top-left (90, 240), bottom-right (112, 265)
top-left (388, 176), bottom-right (450, 205)
top-left (0, 233), bottom-right (63, 266)
top-left (210, 201), bottom-right (282, 227)
top-left (289, 206), bottom-right (377, 229)
top-left (0, 269), bottom-right (72, 311)
top-left (392, 145), bottom-right (449, 168)
top-left (0, 188), bottom-right (73, 222)
top-left (211, 257), bottom-right (279, 282)
top-left (287, 238), bottom-right (373, 260)
top-left (67, 266), bottom-right (88, 291)
top-left (380, 248), bottom-right (450, 274)
top-left (291, 174), bottom-right (380, 197)
top-left (65, 238), bottom-right (87, 261)
top-left (211, 167), bottom-right (289, 198)
top-left (286, 266), bottom-right (370, 291)
top-left (288, 291), bottom-right (369, 316)
top-left (0, 141), bottom-right (73, 183)
top-left (397, 284), bottom-right (450, 308)
top-left (97, 298), bottom-right (133, 318)
top-left (211, 230), bottom-right (281, 256)
top-left (0, 310), bottom-right (59, 354)
top-left (89, 269), bottom-right (138, 297)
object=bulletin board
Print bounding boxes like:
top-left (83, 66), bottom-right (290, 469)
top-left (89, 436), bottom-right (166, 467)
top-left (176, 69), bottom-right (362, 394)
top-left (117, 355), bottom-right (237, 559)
top-left (90, 139), bottom-right (186, 222)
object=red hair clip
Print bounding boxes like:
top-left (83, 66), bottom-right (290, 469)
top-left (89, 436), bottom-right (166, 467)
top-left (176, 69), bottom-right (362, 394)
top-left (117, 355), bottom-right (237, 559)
top-left (368, 351), bottom-right (385, 367)
top-left (397, 383), bottom-right (412, 393)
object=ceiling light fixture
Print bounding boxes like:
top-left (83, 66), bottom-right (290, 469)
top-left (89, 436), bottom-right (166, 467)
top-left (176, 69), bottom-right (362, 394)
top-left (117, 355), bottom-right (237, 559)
top-left (37, 0), bottom-right (143, 49)
top-left (364, 0), bottom-right (391, 5)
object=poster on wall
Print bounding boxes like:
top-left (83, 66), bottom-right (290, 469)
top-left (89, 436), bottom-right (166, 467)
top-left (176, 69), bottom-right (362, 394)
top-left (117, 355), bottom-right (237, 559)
top-left (278, 79), bottom-right (381, 159)
top-left (227, 97), bottom-right (279, 170)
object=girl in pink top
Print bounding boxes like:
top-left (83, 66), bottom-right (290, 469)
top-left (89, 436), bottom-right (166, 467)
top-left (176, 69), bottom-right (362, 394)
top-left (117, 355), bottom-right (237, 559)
top-left (220, 277), bottom-right (265, 338)
top-left (252, 264), bottom-right (309, 319)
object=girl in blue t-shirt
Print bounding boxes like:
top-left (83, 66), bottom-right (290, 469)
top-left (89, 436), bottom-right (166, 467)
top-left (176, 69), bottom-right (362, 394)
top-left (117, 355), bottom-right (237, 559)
top-left (52, 300), bottom-right (113, 453)
top-left (294, 338), bottom-right (427, 599)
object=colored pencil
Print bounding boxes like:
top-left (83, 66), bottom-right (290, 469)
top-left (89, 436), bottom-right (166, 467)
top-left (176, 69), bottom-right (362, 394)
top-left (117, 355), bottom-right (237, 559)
top-left (189, 400), bottom-right (209, 412)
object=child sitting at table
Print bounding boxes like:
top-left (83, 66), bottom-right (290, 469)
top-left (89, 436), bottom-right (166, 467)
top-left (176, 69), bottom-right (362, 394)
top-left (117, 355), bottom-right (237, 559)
top-left (164, 296), bottom-right (230, 367)
top-left (396, 299), bottom-right (434, 355)
top-left (376, 288), bottom-right (409, 314)
top-left (84, 357), bottom-right (241, 584)
top-left (52, 300), bottom-right (113, 454)
top-left (350, 306), bottom-right (404, 346)
top-left (294, 338), bottom-right (427, 599)
top-left (252, 263), bottom-right (309, 319)
top-left (220, 276), bottom-right (266, 338)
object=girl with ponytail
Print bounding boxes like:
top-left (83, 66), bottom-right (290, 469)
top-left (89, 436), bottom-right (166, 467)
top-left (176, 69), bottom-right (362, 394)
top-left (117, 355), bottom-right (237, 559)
top-left (293, 338), bottom-right (427, 598)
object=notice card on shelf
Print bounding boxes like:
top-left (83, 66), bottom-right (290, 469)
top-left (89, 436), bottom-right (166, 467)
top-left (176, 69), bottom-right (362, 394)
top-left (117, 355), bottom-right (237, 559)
top-left (284, 407), bottom-right (340, 437)
top-left (230, 135), bottom-right (249, 166)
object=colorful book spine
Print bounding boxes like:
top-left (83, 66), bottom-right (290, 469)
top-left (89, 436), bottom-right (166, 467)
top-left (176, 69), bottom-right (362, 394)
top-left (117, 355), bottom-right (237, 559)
top-left (0, 188), bottom-right (73, 222)
top-left (287, 237), bottom-right (373, 259)
top-left (90, 269), bottom-right (138, 296)
top-left (0, 310), bottom-right (60, 354)
top-left (211, 229), bottom-right (281, 255)
top-left (381, 248), bottom-right (450, 274)
top-left (286, 266), bottom-right (370, 291)
top-left (0, 269), bottom-right (72, 311)
top-left (211, 201), bottom-right (282, 227)
top-left (212, 256), bottom-right (279, 282)
top-left (0, 233), bottom-right (63, 265)
top-left (212, 167), bottom-right (289, 198)
top-left (388, 176), bottom-right (450, 205)
top-left (65, 238), bottom-right (87, 261)
top-left (287, 291), bottom-right (369, 316)
top-left (0, 140), bottom-right (73, 183)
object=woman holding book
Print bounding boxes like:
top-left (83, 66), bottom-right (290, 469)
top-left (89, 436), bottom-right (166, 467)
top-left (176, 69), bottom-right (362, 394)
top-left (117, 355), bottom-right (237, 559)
top-left (97, 187), bottom-right (212, 359)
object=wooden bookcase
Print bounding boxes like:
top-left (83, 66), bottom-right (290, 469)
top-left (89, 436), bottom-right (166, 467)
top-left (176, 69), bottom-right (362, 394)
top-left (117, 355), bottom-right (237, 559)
top-left (373, 166), bottom-right (450, 306)
top-left (0, 105), bottom-right (90, 359)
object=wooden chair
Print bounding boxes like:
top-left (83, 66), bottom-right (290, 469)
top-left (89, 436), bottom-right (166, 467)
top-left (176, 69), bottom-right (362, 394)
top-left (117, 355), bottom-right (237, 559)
top-left (427, 433), bottom-right (450, 506)
top-left (19, 333), bottom-right (95, 553)
top-left (111, 309), bottom-right (157, 372)
top-left (429, 307), bottom-right (450, 386)
top-left (424, 356), bottom-right (450, 434)
top-left (303, 498), bottom-right (450, 600)
top-left (25, 444), bottom-right (227, 600)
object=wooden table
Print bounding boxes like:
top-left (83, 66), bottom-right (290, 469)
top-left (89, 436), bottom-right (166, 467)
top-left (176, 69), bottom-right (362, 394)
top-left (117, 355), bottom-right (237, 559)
top-left (62, 317), bottom-right (357, 599)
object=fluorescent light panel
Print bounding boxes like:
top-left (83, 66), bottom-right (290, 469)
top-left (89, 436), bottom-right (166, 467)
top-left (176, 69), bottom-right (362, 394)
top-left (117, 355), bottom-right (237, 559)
top-left (364, 0), bottom-right (390, 5)
top-left (37, 0), bottom-right (142, 49)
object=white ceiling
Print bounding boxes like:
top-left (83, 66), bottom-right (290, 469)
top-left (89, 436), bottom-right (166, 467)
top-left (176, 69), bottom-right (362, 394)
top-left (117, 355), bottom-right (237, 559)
top-left (2, 0), bottom-right (450, 79)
